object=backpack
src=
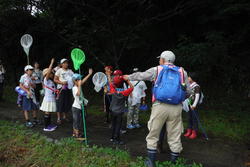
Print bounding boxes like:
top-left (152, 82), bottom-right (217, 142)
top-left (153, 65), bottom-right (186, 105)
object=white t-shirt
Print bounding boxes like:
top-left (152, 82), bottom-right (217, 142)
top-left (32, 69), bottom-right (43, 84)
top-left (72, 86), bottom-right (82, 109)
top-left (19, 73), bottom-right (33, 89)
top-left (55, 68), bottom-right (74, 89)
top-left (43, 78), bottom-right (56, 102)
top-left (128, 81), bottom-right (147, 106)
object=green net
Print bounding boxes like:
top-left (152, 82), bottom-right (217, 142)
top-left (71, 48), bottom-right (86, 70)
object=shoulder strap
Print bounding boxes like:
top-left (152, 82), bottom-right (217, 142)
top-left (43, 85), bottom-right (59, 95)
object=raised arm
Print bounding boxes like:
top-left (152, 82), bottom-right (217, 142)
top-left (45, 58), bottom-right (55, 80)
top-left (81, 68), bottom-right (93, 85)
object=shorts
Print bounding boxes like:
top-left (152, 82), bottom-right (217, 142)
top-left (22, 96), bottom-right (37, 111)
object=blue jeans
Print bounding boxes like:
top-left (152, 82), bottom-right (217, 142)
top-left (188, 110), bottom-right (198, 130)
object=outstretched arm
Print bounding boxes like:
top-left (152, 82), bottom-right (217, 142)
top-left (45, 58), bottom-right (55, 80)
top-left (81, 68), bottom-right (93, 85)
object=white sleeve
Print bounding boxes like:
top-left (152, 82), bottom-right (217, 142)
top-left (55, 68), bottom-right (61, 77)
top-left (192, 93), bottom-right (200, 108)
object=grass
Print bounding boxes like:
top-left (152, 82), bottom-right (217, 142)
top-left (0, 120), bottom-right (202, 167)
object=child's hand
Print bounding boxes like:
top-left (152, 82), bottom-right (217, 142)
top-left (51, 58), bottom-right (55, 64)
top-left (89, 68), bottom-right (93, 75)
top-left (190, 106), bottom-right (196, 111)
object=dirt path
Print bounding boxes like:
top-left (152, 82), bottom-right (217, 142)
top-left (0, 101), bottom-right (248, 167)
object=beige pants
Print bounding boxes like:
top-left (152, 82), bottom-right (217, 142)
top-left (146, 102), bottom-right (183, 153)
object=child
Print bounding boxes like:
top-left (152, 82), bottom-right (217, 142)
top-left (32, 61), bottom-right (43, 106)
top-left (40, 58), bottom-right (58, 132)
top-left (184, 73), bottom-right (202, 139)
top-left (19, 65), bottom-right (38, 127)
top-left (103, 66), bottom-right (113, 124)
top-left (107, 71), bottom-right (134, 145)
top-left (71, 69), bottom-right (93, 138)
top-left (127, 68), bottom-right (147, 129)
top-left (54, 58), bottom-right (74, 124)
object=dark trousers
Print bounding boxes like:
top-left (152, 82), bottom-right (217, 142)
top-left (34, 83), bottom-right (42, 103)
top-left (111, 112), bottom-right (123, 140)
top-left (0, 82), bottom-right (3, 100)
top-left (72, 107), bottom-right (82, 130)
top-left (57, 89), bottom-right (72, 113)
top-left (188, 110), bottom-right (199, 130)
top-left (105, 94), bottom-right (112, 123)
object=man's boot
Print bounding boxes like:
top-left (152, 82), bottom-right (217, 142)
top-left (145, 149), bottom-right (157, 167)
top-left (184, 128), bottom-right (192, 137)
top-left (189, 130), bottom-right (197, 139)
top-left (170, 152), bottom-right (179, 163)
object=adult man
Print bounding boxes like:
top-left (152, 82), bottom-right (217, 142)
top-left (124, 50), bottom-right (190, 166)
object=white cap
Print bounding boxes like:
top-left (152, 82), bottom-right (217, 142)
top-left (158, 50), bottom-right (175, 63)
top-left (60, 58), bottom-right (68, 64)
top-left (24, 65), bottom-right (34, 71)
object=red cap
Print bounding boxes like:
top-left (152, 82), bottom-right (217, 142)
top-left (105, 66), bottom-right (113, 71)
top-left (113, 70), bottom-right (123, 76)
top-left (113, 76), bottom-right (124, 87)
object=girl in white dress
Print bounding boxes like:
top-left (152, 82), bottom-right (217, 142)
top-left (40, 58), bottom-right (58, 132)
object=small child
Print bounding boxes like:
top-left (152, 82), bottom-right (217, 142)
top-left (71, 69), bottom-right (93, 138)
top-left (127, 68), bottom-right (147, 129)
top-left (107, 70), bottom-right (134, 145)
top-left (40, 58), bottom-right (58, 132)
top-left (19, 65), bottom-right (38, 127)
top-left (184, 73), bottom-right (202, 139)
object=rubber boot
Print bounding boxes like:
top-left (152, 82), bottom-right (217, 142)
top-left (170, 152), bottom-right (179, 163)
top-left (144, 149), bottom-right (157, 167)
top-left (184, 128), bottom-right (192, 137)
top-left (189, 130), bottom-right (197, 139)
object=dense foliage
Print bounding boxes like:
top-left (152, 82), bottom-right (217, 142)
top-left (0, 0), bottom-right (249, 95)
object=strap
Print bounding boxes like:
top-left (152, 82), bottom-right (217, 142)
top-left (43, 85), bottom-right (59, 95)
top-left (134, 81), bottom-right (141, 87)
top-left (179, 67), bottom-right (185, 85)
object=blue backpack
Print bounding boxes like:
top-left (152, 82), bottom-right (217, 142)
top-left (153, 65), bottom-right (186, 104)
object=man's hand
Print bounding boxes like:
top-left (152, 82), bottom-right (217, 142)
top-left (123, 75), bottom-right (129, 81)
top-left (27, 91), bottom-right (32, 97)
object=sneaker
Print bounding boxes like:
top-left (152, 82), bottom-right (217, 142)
top-left (25, 121), bottom-right (34, 128)
top-left (33, 119), bottom-right (41, 125)
top-left (48, 124), bottom-right (57, 130)
top-left (134, 124), bottom-right (141, 128)
top-left (113, 139), bottom-right (125, 145)
top-left (127, 124), bottom-right (135, 129)
top-left (120, 129), bottom-right (127, 134)
top-left (43, 127), bottom-right (55, 132)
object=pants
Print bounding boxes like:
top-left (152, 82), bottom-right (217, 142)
top-left (104, 94), bottom-right (112, 123)
top-left (188, 110), bottom-right (199, 131)
top-left (57, 89), bottom-right (72, 113)
top-left (72, 107), bottom-right (82, 130)
top-left (158, 123), bottom-right (166, 145)
top-left (0, 82), bottom-right (3, 100)
top-left (127, 103), bottom-right (140, 125)
top-left (146, 102), bottom-right (183, 153)
top-left (111, 112), bottom-right (123, 140)
top-left (34, 83), bottom-right (42, 104)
